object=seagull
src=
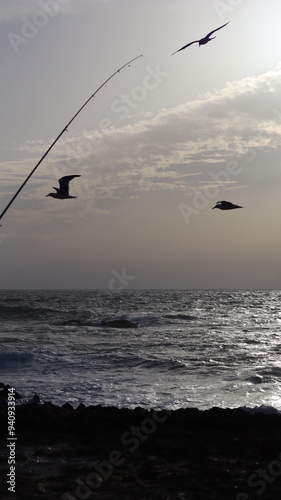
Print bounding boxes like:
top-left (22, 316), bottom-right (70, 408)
top-left (46, 175), bottom-right (81, 199)
top-left (212, 200), bottom-right (243, 210)
top-left (172, 22), bottom-right (229, 55)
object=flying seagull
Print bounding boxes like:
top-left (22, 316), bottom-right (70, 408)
top-left (172, 21), bottom-right (229, 55)
top-left (212, 200), bottom-right (242, 210)
top-left (46, 175), bottom-right (81, 199)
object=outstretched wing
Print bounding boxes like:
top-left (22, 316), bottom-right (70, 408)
top-left (216, 200), bottom-right (233, 207)
top-left (229, 203), bottom-right (242, 209)
top-left (172, 40), bottom-right (198, 55)
top-left (205, 21), bottom-right (229, 38)
top-left (214, 200), bottom-right (242, 209)
top-left (59, 175), bottom-right (81, 195)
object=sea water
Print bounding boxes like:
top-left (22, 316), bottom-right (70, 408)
top-left (1, 289), bottom-right (281, 412)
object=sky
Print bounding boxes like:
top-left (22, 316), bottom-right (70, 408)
top-left (1, 0), bottom-right (281, 289)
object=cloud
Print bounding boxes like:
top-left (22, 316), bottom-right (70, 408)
top-left (1, 64), bottom-right (281, 222)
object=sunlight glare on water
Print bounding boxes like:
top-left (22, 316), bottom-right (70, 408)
top-left (1, 289), bottom-right (281, 411)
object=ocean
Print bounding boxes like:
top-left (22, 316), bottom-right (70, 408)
top-left (1, 289), bottom-right (281, 412)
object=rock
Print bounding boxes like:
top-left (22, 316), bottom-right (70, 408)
top-left (1, 404), bottom-right (281, 499)
top-left (31, 394), bottom-right (40, 405)
top-left (0, 384), bottom-right (21, 399)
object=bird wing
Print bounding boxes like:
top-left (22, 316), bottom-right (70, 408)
top-left (205, 21), bottom-right (229, 38)
top-left (59, 175), bottom-right (81, 195)
top-left (216, 200), bottom-right (242, 208)
top-left (217, 200), bottom-right (232, 206)
top-left (172, 40), bottom-right (198, 55)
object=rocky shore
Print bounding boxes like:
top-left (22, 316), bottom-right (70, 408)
top-left (1, 400), bottom-right (281, 499)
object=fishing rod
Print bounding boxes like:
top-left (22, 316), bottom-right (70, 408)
top-left (0, 54), bottom-right (143, 225)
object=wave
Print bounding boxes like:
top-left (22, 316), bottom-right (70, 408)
top-left (244, 375), bottom-right (264, 384)
top-left (164, 314), bottom-right (197, 321)
top-left (63, 318), bottom-right (138, 328)
top-left (0, 352), bottom-right (34, 370)
top-left (0, 304), bottom-right (60, 320)
top-left (104, 352), bottom-right (186, 371)
top-left (1, 289), bottom-right (281, 412)
top-left (244, 366), bottom-right (281, 384)
top-left (63, 318), bottom-right (97, 327)
top-left (1, 297), bottom-right (22, 303)
top-left (0, 303), bottom-right (197, 327)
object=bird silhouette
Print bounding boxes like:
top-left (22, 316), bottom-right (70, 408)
top-left (172, 22), bottom-right (229, 55)
top-left (212, 200), bottom-right (242, 210)
top-left (46, 175), bottom-right (81, 199)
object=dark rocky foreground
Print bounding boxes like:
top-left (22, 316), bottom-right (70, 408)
top-left (1, 401), bottom-right (281, 499)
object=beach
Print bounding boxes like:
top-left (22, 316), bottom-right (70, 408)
top-left (1, 400), bottom-right (281, 499)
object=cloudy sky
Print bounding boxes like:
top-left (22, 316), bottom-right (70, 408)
top-left (1, 0), bottom-right (281, 289)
